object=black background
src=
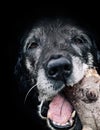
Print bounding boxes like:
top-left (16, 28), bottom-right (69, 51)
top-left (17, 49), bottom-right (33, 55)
top-left (6, 4), bottom-right (100, 129)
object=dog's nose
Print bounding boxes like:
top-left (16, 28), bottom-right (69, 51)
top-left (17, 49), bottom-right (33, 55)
top-left (47, 57), bottom-right (72, 80)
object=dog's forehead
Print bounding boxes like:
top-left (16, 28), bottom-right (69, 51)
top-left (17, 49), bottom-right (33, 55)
top-left (24, 21), bottom-right (92, 54)
top-left (26, 26), bottom-right (83, 50)
top-left (28, 23), bottom-right (83, 42)
top-left (39, 24), bottom-right (82, 37)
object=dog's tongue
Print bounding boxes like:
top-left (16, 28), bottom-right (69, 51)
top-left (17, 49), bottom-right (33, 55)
top-left (47, 94), bottom-right (72, 124)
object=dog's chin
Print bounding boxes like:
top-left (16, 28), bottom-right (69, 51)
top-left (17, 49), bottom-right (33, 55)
top-left (39, 87), bottom-right (81, 130)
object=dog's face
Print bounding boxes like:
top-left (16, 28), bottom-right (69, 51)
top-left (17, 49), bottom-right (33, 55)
top-left (15, 20), bottom-right (98, 130)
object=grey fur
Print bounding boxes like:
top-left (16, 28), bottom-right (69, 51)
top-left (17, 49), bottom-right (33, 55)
top-left (15, 20), bottom-right (98, 130)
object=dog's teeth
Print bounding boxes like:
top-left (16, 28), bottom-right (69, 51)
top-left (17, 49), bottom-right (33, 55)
top-left (69, 119), bottom-right (74, 126)
top-left (52, 121), bottom-right (57, 125)
top-left (65, 122), bottom-right (70, 125)
top-left (53, 121), bottom-right (60, 126)
top-left (47, 112), bottom-right (51, 118)
top-left (52, 111), bottom-right (76, 127)
top-left (71, 110), bottom-right (76, 118)
top-left (52, 121), bottom-right (70, 126)
top-left (61, 122), bottom-right (69, 126)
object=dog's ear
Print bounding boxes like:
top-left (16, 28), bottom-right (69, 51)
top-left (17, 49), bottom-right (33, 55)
top-left (90, 37), bottom-right (100, 64)
top-left (14, 56), bottom-right (23, 83)
top-left (97, 51), bottom-right (100, 64)
top-left (96, 51), bottom-right (100, 74)
top-left (92, 40), bottom-right (100, 64)
top-left (14, 56), bottom-right (28, 94)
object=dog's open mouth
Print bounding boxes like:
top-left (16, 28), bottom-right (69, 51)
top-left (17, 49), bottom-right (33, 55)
top-left (40, 93), bottom-right (77, 129)
top-left (47, 94), bottom-right (76, 129)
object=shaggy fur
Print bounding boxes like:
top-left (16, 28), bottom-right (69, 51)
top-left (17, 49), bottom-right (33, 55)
top-left (15, 19), bottom-right (100, 130)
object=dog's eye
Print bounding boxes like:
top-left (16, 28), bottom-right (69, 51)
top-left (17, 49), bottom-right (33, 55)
top-left (72, 36), bottom-right (84, 44)
top-left (27, 42), bottom-right (38, 49)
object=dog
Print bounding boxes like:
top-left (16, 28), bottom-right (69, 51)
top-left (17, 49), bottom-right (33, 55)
top-left (15, 19), bottom-right (100, 130)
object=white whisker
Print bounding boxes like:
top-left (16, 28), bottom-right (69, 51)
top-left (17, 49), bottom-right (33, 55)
top-left (24, 83), bottom-right (39, 104)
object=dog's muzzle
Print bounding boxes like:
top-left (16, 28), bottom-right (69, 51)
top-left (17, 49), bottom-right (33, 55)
top-left (39, 56), bottom-right (82, 129)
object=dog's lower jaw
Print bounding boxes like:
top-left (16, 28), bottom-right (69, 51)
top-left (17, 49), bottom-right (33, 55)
top-left (38, 93), bottom-right (83, 130)
top-left (46, 118), bottom-right (74, 130)
top-left (46, 112), bottom-right (82, 130)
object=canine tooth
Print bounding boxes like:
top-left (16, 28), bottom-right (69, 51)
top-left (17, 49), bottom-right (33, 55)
top-left (71, 110), bottom-right (76, 118)
top-left (69, 119), bottom-right (74, 126)
top-left (47, 112), bottom-right (51, 118)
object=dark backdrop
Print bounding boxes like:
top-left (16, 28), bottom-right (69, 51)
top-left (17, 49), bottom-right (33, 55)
top-left (6, 6), bottom-right (100, 129)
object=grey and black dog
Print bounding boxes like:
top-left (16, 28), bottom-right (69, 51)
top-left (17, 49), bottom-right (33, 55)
top-left (15, 19), bottom-right (100, 130)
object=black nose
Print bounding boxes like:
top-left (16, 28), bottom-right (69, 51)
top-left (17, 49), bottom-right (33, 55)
top-left (47, 57), bottom-right (72, 80)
